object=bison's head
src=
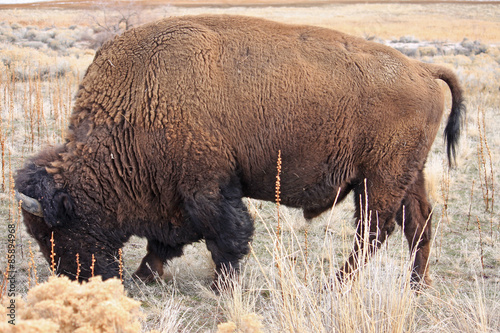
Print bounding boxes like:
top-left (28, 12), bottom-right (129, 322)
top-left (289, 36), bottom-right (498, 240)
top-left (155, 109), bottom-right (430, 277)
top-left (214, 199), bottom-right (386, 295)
top-left (15, 152), bottom-right (125, 281)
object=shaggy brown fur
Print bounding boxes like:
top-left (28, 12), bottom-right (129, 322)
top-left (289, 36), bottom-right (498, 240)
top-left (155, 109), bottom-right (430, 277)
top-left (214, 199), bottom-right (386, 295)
top-left (16, 15), bottom-right (464, 287)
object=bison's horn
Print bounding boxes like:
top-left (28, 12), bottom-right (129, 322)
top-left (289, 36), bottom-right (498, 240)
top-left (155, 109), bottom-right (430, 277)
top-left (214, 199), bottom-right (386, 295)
top-left (15, 191), bottom-right (44, 217)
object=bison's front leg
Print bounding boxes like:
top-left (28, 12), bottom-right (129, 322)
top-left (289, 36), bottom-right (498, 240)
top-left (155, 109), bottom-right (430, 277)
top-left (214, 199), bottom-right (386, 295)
top-left (134, 240), bottom-right (165, 283)
top-left (183, 178), bottom-right (254, 292)
top-left (204, 195), bottom-right (254, 292)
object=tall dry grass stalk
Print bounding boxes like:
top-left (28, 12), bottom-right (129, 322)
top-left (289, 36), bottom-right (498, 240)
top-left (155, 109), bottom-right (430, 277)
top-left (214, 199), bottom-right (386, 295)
top-left (90, 253), bottom-right (96, 278)
top-left (76, 253), bottom-right (81, 281)
top-left (119, 248), bottom-right (124, 283)
top-left (275, 150), bottom-right (282, 237)
top-left (476, 104), bottom-right (495, 214)
top-left (476, 217), bottom-right (486, 277)
top-left (27, 241), bottom-right (38, 288)
top-left (49, 232), bottom-right (56, 275)
top-left (441, 162), bottom-right (451, 223)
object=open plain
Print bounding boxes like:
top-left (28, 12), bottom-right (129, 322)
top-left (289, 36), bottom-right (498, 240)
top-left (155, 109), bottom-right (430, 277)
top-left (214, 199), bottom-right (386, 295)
top-left (0, 1), bottom-right (499, 331)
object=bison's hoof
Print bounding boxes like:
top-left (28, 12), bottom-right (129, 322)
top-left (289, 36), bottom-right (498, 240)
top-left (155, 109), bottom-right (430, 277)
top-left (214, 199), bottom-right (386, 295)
top-left (133, 265), bottom-right (164, 284)
top-left (410, 272), bottom-right (432, 293)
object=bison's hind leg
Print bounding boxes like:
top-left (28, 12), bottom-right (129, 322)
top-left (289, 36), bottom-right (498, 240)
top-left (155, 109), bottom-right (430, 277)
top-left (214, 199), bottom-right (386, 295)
top-left (339, 174), bottom-right (411, 284)
top-left (183, 178), bottom-right (254, 292)
top-left (396, 170), bottom-right (433, 288)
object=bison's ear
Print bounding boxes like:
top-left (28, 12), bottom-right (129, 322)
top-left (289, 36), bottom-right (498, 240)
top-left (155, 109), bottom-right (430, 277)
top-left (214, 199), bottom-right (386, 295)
top-left (42, 191), bottom-right (75, 228)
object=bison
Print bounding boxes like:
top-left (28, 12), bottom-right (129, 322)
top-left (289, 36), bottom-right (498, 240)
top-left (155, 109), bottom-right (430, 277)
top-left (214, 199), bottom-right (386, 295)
top-left (15, 15), bottom-right (464, 288)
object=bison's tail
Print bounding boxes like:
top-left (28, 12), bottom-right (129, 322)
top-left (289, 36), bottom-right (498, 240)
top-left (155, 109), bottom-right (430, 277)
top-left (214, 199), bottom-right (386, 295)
top-left (432, 65), bottom-right (466, 167)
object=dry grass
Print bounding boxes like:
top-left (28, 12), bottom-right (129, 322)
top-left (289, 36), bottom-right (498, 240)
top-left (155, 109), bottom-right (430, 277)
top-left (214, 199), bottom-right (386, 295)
top-left (0, 2), bottom-right (499, 332)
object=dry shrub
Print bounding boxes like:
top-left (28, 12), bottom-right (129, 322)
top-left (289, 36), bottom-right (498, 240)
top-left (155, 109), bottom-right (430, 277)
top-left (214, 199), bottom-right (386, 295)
top-left (0, 275), bottom-right (155, 333)
top-left (0, 319), bottom-right (59, 333)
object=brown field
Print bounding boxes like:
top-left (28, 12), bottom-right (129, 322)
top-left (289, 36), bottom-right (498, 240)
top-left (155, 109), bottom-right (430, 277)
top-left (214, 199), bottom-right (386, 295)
top-left (1, 1), bottom-right (500, 42)
top-left (0, 1), bottom-right (499, 332)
